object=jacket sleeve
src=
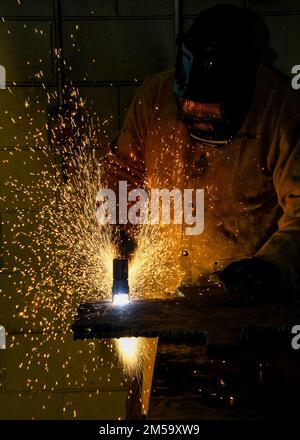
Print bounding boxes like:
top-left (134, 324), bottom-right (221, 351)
top-left (256, 110), bottom-right (300, 293)
top-left (103, 77), bottom-right (156, 193)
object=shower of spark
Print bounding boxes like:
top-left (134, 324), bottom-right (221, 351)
top-left (2, 82), bottom-right (185, 385)
top-left (129, 223), bottom-right (182, 299)
top-left (3, 100), bottom-right (117, 333)
top-left (0, 14), bottom-right (190, 414)
top-left (8, 113), bottom-right (184, 333)
top-left (115, 337), bottom-right (144, 379)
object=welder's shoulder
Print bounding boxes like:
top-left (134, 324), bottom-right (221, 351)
top-left (259, 64), bottom-right (300, 115)
top-left (142, 70), bottom-right (174, 99)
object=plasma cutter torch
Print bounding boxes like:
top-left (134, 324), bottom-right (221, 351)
top-left (112, 258), bottom-right (130, 305)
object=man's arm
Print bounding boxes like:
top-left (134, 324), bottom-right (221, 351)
top-left (101, 77), bottom-right (156, 256)
top-left (103, 77), bottom-right (156, 192)
top-left (219, 109), bottom-right (300, 299)
top-left (256, 112), bottom-right (300, 294)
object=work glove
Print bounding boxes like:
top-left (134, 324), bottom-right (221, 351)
top-left (218, 257), bottom-right (282, 301)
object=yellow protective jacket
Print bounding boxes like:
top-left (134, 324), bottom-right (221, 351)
top-left (104, 64), bottom-right (300, 294)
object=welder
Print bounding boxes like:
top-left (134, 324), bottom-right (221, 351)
top-left (104, 4), bottom-right (300, 300)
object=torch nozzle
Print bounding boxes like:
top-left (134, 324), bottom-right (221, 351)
top-left (112, 258), bottom-right (130, 304)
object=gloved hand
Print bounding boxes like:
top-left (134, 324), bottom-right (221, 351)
top-left (218, 257), bottom-right (282, 300)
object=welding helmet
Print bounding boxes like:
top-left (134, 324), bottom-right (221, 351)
top-left (174, 4), bottom-right (259, 146)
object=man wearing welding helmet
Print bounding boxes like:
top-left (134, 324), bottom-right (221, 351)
top-left (105, 4), bottom-right (300, 300)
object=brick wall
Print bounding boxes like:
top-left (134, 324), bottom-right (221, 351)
top-left (0, 0), bottom-right (299, 420)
